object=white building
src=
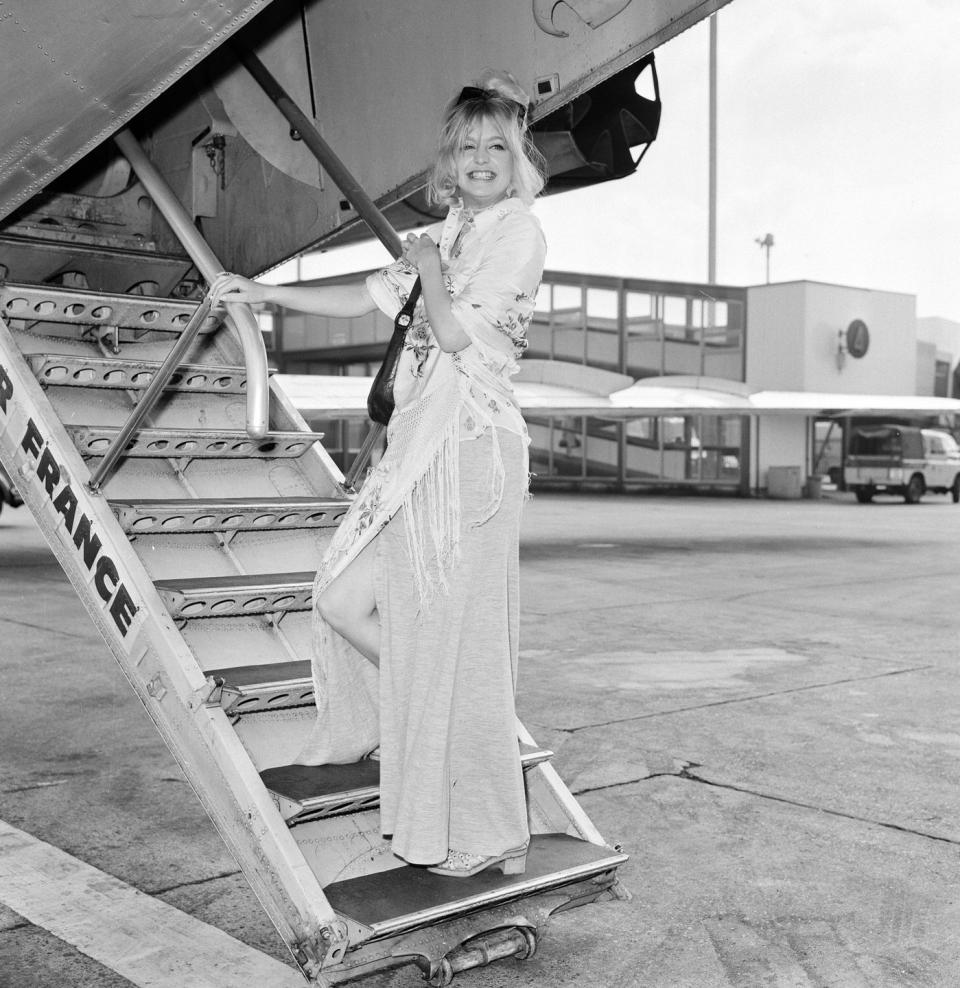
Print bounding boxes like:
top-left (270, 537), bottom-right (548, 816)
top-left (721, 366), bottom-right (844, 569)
top-left (745, 281), bottom-right (949, 495)
top-left (268, 272), bottom-right (960, 496)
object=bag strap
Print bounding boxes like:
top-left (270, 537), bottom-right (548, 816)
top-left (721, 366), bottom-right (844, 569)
top-left (394, 277), bottom-right (422, 331)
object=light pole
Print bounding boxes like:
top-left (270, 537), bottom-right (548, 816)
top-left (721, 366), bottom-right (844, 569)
top-left (755, 232), bottom-right (774, 283)
top-left (708, 15), bottom-right (717, 286)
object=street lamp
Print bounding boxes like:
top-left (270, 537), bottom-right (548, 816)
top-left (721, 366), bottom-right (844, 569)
top-left (755, 232), bottom-right (774, 283)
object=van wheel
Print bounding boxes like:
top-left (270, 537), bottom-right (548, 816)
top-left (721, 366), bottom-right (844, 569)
top-left (952, 475), bottom-right (960, 504)
top-left (854, 488), bottom-right (873, 504)
top-left (904, 474), bottom-right (925, 504)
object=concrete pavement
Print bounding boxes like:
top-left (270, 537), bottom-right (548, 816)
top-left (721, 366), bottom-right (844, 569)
top-left (1, 491), bottom-right (958, 986)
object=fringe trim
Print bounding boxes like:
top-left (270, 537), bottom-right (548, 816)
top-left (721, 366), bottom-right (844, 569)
top-left (401, 413), bottom-right (463, 610)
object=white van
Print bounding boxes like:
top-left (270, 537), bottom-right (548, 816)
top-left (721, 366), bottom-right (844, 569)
top-left (844, 425), bottom-right (960, 504)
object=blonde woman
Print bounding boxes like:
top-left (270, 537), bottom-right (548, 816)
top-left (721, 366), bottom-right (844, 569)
top-left (210, 71), bottom-right (547, 878)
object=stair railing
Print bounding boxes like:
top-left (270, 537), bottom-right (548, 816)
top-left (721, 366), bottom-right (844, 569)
top-left (112, 128), bottom-right (270, 440)
top-left (236, 48), bottom-right (408, 492)
top-left (112, 49), bottom-right (413, 494)
top-left (86, 294), bottom-right (214, 492)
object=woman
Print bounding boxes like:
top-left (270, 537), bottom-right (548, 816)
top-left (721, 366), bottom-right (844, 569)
top-left (209, 71), bottom-right (547, 878)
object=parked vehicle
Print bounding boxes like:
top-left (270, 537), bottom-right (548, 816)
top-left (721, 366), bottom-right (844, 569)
top-left (844, 424), bottom-right (960, 504)
top-left (0, 463), bottom-right (23, 517)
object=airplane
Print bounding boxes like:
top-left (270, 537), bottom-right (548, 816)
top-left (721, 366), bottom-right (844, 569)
top-left (0, 1), bottom-right (734, 984)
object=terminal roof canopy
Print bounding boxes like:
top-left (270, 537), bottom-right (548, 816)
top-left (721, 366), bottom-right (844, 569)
top-left (277, 364), bottom-right (960, 420)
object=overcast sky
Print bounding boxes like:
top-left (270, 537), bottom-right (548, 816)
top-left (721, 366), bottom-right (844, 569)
top-left (536, 0), bottom-right (960, 324)
top-left (271, 0), bottom-right (960, 323)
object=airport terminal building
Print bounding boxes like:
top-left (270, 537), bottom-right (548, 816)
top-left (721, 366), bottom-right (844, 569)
top-left (265, 270), bottom-right (960, 496)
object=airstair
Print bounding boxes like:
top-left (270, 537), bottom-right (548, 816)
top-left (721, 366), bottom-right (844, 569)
top-left (0, 183), bottom-right (627, 988)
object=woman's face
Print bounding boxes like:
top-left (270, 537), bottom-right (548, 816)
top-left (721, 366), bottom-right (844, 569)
top-left (455, 117), bottom-right (514, 210)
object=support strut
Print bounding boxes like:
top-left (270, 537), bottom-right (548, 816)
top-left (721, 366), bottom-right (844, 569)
top-left (235, 47), bottom-right (409, 487)
top-left (113, 128), bottom-right (270, 439)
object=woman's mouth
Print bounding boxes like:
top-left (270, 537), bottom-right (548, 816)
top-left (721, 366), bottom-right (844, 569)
top-left (468, 170), bottom-right (496, 181)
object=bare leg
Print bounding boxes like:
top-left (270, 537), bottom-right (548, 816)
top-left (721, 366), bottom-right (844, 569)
top-left (315, 539), bottom-right (380, 667)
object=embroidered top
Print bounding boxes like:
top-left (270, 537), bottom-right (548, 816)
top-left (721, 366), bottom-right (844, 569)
top-left (365, 196), bottom-right (546, 438)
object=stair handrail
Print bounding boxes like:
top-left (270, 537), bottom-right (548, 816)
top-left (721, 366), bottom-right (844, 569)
top-left (236, 47), bottom-right (408, 491)
top-left (112, 128), bottom-right (269, 440)
top-left (86, 294), bottom-right (214, 492)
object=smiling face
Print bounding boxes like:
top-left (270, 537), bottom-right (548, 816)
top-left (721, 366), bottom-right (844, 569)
top-left (455, 118), bottom-right (515, 210)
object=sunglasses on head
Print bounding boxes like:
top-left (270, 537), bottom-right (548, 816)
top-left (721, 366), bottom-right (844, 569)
top-left (456, 86), bottom-right (527, 124)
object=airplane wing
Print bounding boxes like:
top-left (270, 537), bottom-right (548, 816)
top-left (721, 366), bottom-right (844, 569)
top-left (0, 0), bottom-right (272, 222)
top-left (2, 0), bottom-right (731, 279)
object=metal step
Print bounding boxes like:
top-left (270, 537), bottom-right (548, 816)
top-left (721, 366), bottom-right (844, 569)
top-left (324, 833), bottom-right (627, 941)
top-left (155, 572), bottom-right (314, 619)
top-left (205, 659), bottom-right (313, 713)
top-left (1, 282), bottom-right (210, 334)
top-left (111, 497), bottom-right (350, 535)
top-left (66, 427), bottom-right (324, 459)
top-left (29, 353), bottom-right (257, 395)
top-left (260, 745), bottom-right (555, 826)
top-left (264, 761), bottom-right (380, 824)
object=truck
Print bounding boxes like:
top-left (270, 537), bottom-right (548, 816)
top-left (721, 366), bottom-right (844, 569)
top-left (844, 424), bottom-right (960, 504)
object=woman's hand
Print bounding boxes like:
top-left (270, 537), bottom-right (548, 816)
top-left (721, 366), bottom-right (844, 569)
top-left (208, 272), bottom-right (269, 307)
top-left (402, 233), bottom-right (442, 276)
top-left (404, 233), bottom-right (470, 352)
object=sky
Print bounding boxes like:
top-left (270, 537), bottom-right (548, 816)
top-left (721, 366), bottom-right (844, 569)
top-left (266, 0), bottom-right (960, 324)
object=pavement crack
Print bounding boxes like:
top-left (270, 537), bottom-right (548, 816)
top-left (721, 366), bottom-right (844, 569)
top-left (565, 665), bottom-right (933, 734)
top-left (148, 869), bottom-right (241, 896)
top-left (715, 567), bottom-right (960, 605)
top-left (0, 614), bottom-right (95, 642)
top-left (679, 769), bottom-right (960, 846)
top-left (536, 568), bottom-right (959, 619)
top-left (0, 779), bottom-right (72, 794)
top-left (573, 767), bottom-right (695, 796)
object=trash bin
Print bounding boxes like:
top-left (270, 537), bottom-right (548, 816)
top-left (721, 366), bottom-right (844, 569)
top-left (803, 475), bottom-right (823, 499)
top-left (766, 465), bottom-right (802, 499)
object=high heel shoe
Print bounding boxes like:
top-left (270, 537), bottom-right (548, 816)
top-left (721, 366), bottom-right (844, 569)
top-left (426, 845), bottom-right (527, 878)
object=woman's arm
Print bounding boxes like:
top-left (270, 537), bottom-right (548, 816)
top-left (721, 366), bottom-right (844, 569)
top-left (403, 233), bottom-right (471, 353)
top-left (208, 272), bottom-right (377, 318)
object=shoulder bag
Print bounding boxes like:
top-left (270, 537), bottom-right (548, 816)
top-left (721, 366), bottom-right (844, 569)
top-left (366, 277), bottom-right (422, 426)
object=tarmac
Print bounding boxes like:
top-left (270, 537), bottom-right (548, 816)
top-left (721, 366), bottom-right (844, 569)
top-left (1, 489), bottom-right (959, 987)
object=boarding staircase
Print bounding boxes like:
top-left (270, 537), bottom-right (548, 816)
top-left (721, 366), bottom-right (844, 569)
top-left (0, 264), bottom-right (628, 982)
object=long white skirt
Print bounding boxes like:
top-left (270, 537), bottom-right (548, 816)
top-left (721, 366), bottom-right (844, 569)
top-left (375, 429), bottom-right (529, 865)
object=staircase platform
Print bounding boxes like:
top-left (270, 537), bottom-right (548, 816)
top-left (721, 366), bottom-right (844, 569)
top-left (29, 353), bottom-right (256, 394)
top-left (111, 497), bottom-right (350, 534)
top-left (325, 833), bottom-right (627, 939)
top-left (154, 572), bottom-right (314, 618)
top-left (66, 427), bottom-right (324, 459)
top-left (261, 744), bottom-right (554, 826)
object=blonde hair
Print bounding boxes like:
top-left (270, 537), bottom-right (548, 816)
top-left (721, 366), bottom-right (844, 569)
top-left (427, 70), bottom-right (546, 207)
